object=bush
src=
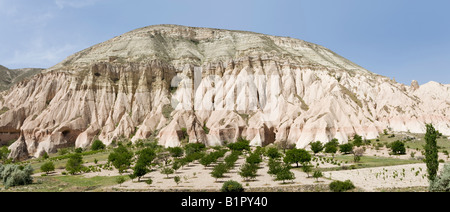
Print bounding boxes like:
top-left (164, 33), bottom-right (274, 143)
top-left (246, 153), bottom-right (262, 165)
top-left (221, 180), bottom-right (244, 192)
top-left (91, 140), bottom-right (106, 151)
top-left (239, 163), bottom-right (258, 181)
top-left (324, 139), bottom-right (339, 154)
top-left (0, 164), bottom-right (34, 189)
top-left (168, 147), bottom-right (184, 158)
top-left (275, 164), bottom-right (295, 183)
top-left (211, 163), bottom-right (228, 181)
top-left (227, 137), bottom-right (250, 151)
top-left (266, 147), bottom-right (282, 159)
top-left (40, 161), bottom-right (55, 174)
top-left (66, 153), bottom-right (84, 175)
top-left (430, 163), bottom-right (450, 192)
top-left (390, 141), bottom-right (406, 155)
top-left (339, 143), bottom-right (354, 154)
top-left (329, 180), bottom-right (355, 192)
top-left (310, 141), bottom-right (324, 155)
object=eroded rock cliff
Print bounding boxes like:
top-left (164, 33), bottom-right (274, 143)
top-left (1, 25), bottom-right (449, 160)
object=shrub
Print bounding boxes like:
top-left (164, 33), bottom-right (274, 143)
top-left (211, 163), bottom-right (228, 181)
top-left (239, 163), bottom-right (258, 181)
top-left (227, 137), bottom-right (250, 151)
top-left (275, 164), bottom-right (295, 183)
top-left (40, 161), bottom-right (55, 174)
top-left (352, 134), bottom-right (363, 147)
top-left (66, 153), bottom-right (84, 175)
top-left (429, 163), bottom-right (450, 192)
top-left (267, 158), bottom-right (283, 176)
top-left (329, 180), bottom-right (355, 192)
top-left (221, 180), bottom-right (244, 192)
top-left (91, 140), bottom-right (106, 151)
top-left (310, 141), bottom-right (324, 155)
top-left (116, 176), bottom-right (126, 186)
top-left (324, 139), bottom-right (339, 154)
top-left (160, 166), bottom-right (174, 178)
top-left (0, 164), bottom-right (34, 189)
top-left (168, 147), bottom-right (184, 158)
top-left (266, 147), bottom-right (282, 159)
top-left (390, 141), bottom-right (406, 155)
top-left (339, 143), bottom-right (354, 154)
top-left (246, 153), bottom-right (262, 165)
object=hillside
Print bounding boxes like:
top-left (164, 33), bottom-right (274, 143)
top-left (0, 25), bottom-right (449, 161)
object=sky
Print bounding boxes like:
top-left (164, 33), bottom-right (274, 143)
top-left (0, 0), bottom-right (449, 85)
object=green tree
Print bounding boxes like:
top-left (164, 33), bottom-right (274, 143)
top-left (168, 147), bottom-right (184, 158)
top-left (339, 143), bottom-right (354, 154)
top-left (266, 147), bottom-right (282, 159)
top-left (40, 161), bottom-right (55, 174)
top-left (211, 163), bottom-right (228, 182)
top-left (424, 124), bottom-right (439, 183)
top-left (160, 166), bottom-right (174, 178)
top-left (283, 148), bottom-right (311, 167)
top-left (324, 139), bottom-right (339, 154)
top-left (174, 176), bottom-right (181, 185)
top-left (133, 161), bottom-right (149, 182)
top-left (246, 153), bottom-right (262, 165)
top-left (301, 163), bottom-right (312, 177)
top-left (275, 164), bottom-right (295, 184)
top-left (239, 163), bottom-right (258, 181)
top-left (108, 144), bottom-right (133, 174)
top-left (227, 137), bottom-right (250, 151)
top-left (352, 134), bottom-right (363, 147)
top-left (91, 139), bottom-right (106, 151)
top-left (313, 170), bottom-right (323, 182)
top-left (116, 176), bottom-right (126, 186)
top-left (267, 158), bottom-right (283, 176)
top-left (66, 153), bottom-right (84, 175)
top-left (390, 141), bottom-right (406, 155)
top-left (310, 141), bottom-right (324, 155)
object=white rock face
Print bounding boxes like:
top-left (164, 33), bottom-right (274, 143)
top-left (1, 25), bottom-right (449, 160)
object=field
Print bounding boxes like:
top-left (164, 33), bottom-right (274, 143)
top-left (0, 133), bottom-right (449, 192)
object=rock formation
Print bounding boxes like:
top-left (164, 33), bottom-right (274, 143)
top-left (1, 25), bottom-right (449, 160)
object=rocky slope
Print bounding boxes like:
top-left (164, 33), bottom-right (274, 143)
top-left (1, 25), bottom-right (449, 160)
top-left (0, 65), bottom-right (43, 91)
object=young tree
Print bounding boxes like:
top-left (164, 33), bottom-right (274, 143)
top-left (40, 161), bottom-right (55, 174)
top-left (239, 163), bottom-right (258, 181)
top-left (266, 147), bottom-right (282, 159)
top-left (283, 148), bottom-right (311, 167)
top-left (390, 141), bottom-right (406, 155)
top-left (133, 161), bottom-right (149, 182)
top-left (324, 139), bottom-right (339, 155)
top-left (310, 141), bottom-right (324, 155)
top-left (174, 176), bottom-right (181, 186)
top-left (66, 153), bottom-right (84, 175)
top-left (108, 144), bottom-right (133, 174)
top-left (116, 176), bottom-right (126, 187)
top-left (267, 158), bottom-right (283, 176)
top-left (424, 124), bottom-right (439, 182)
top-left (211, 163), bottom-right (228, 182)
top-left (301, 163), bottom-right (312, 178)
top-left (168, 147), bottom-right (184, 158)
top-left (339, 143), bottom-right (353, 154)
top-left (91, 139), bottom-right (106, 151)
top-left (351, 147), bottom-right (365, 163)
top-left (0, 164), bottom-right (34, 189)
top-left (313, 170), bottom-right (323, 182)
top-left (275, 164), bottom-right (295, 184)
top-left (352, 134), bottom-right (363, 147)
top-left (246, 153), bottom-right (262, 165)
top-left (160, 166), bottom-right (174, 178)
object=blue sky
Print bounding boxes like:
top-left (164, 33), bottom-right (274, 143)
top-left (0, 0), bottom-right (449, 85)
